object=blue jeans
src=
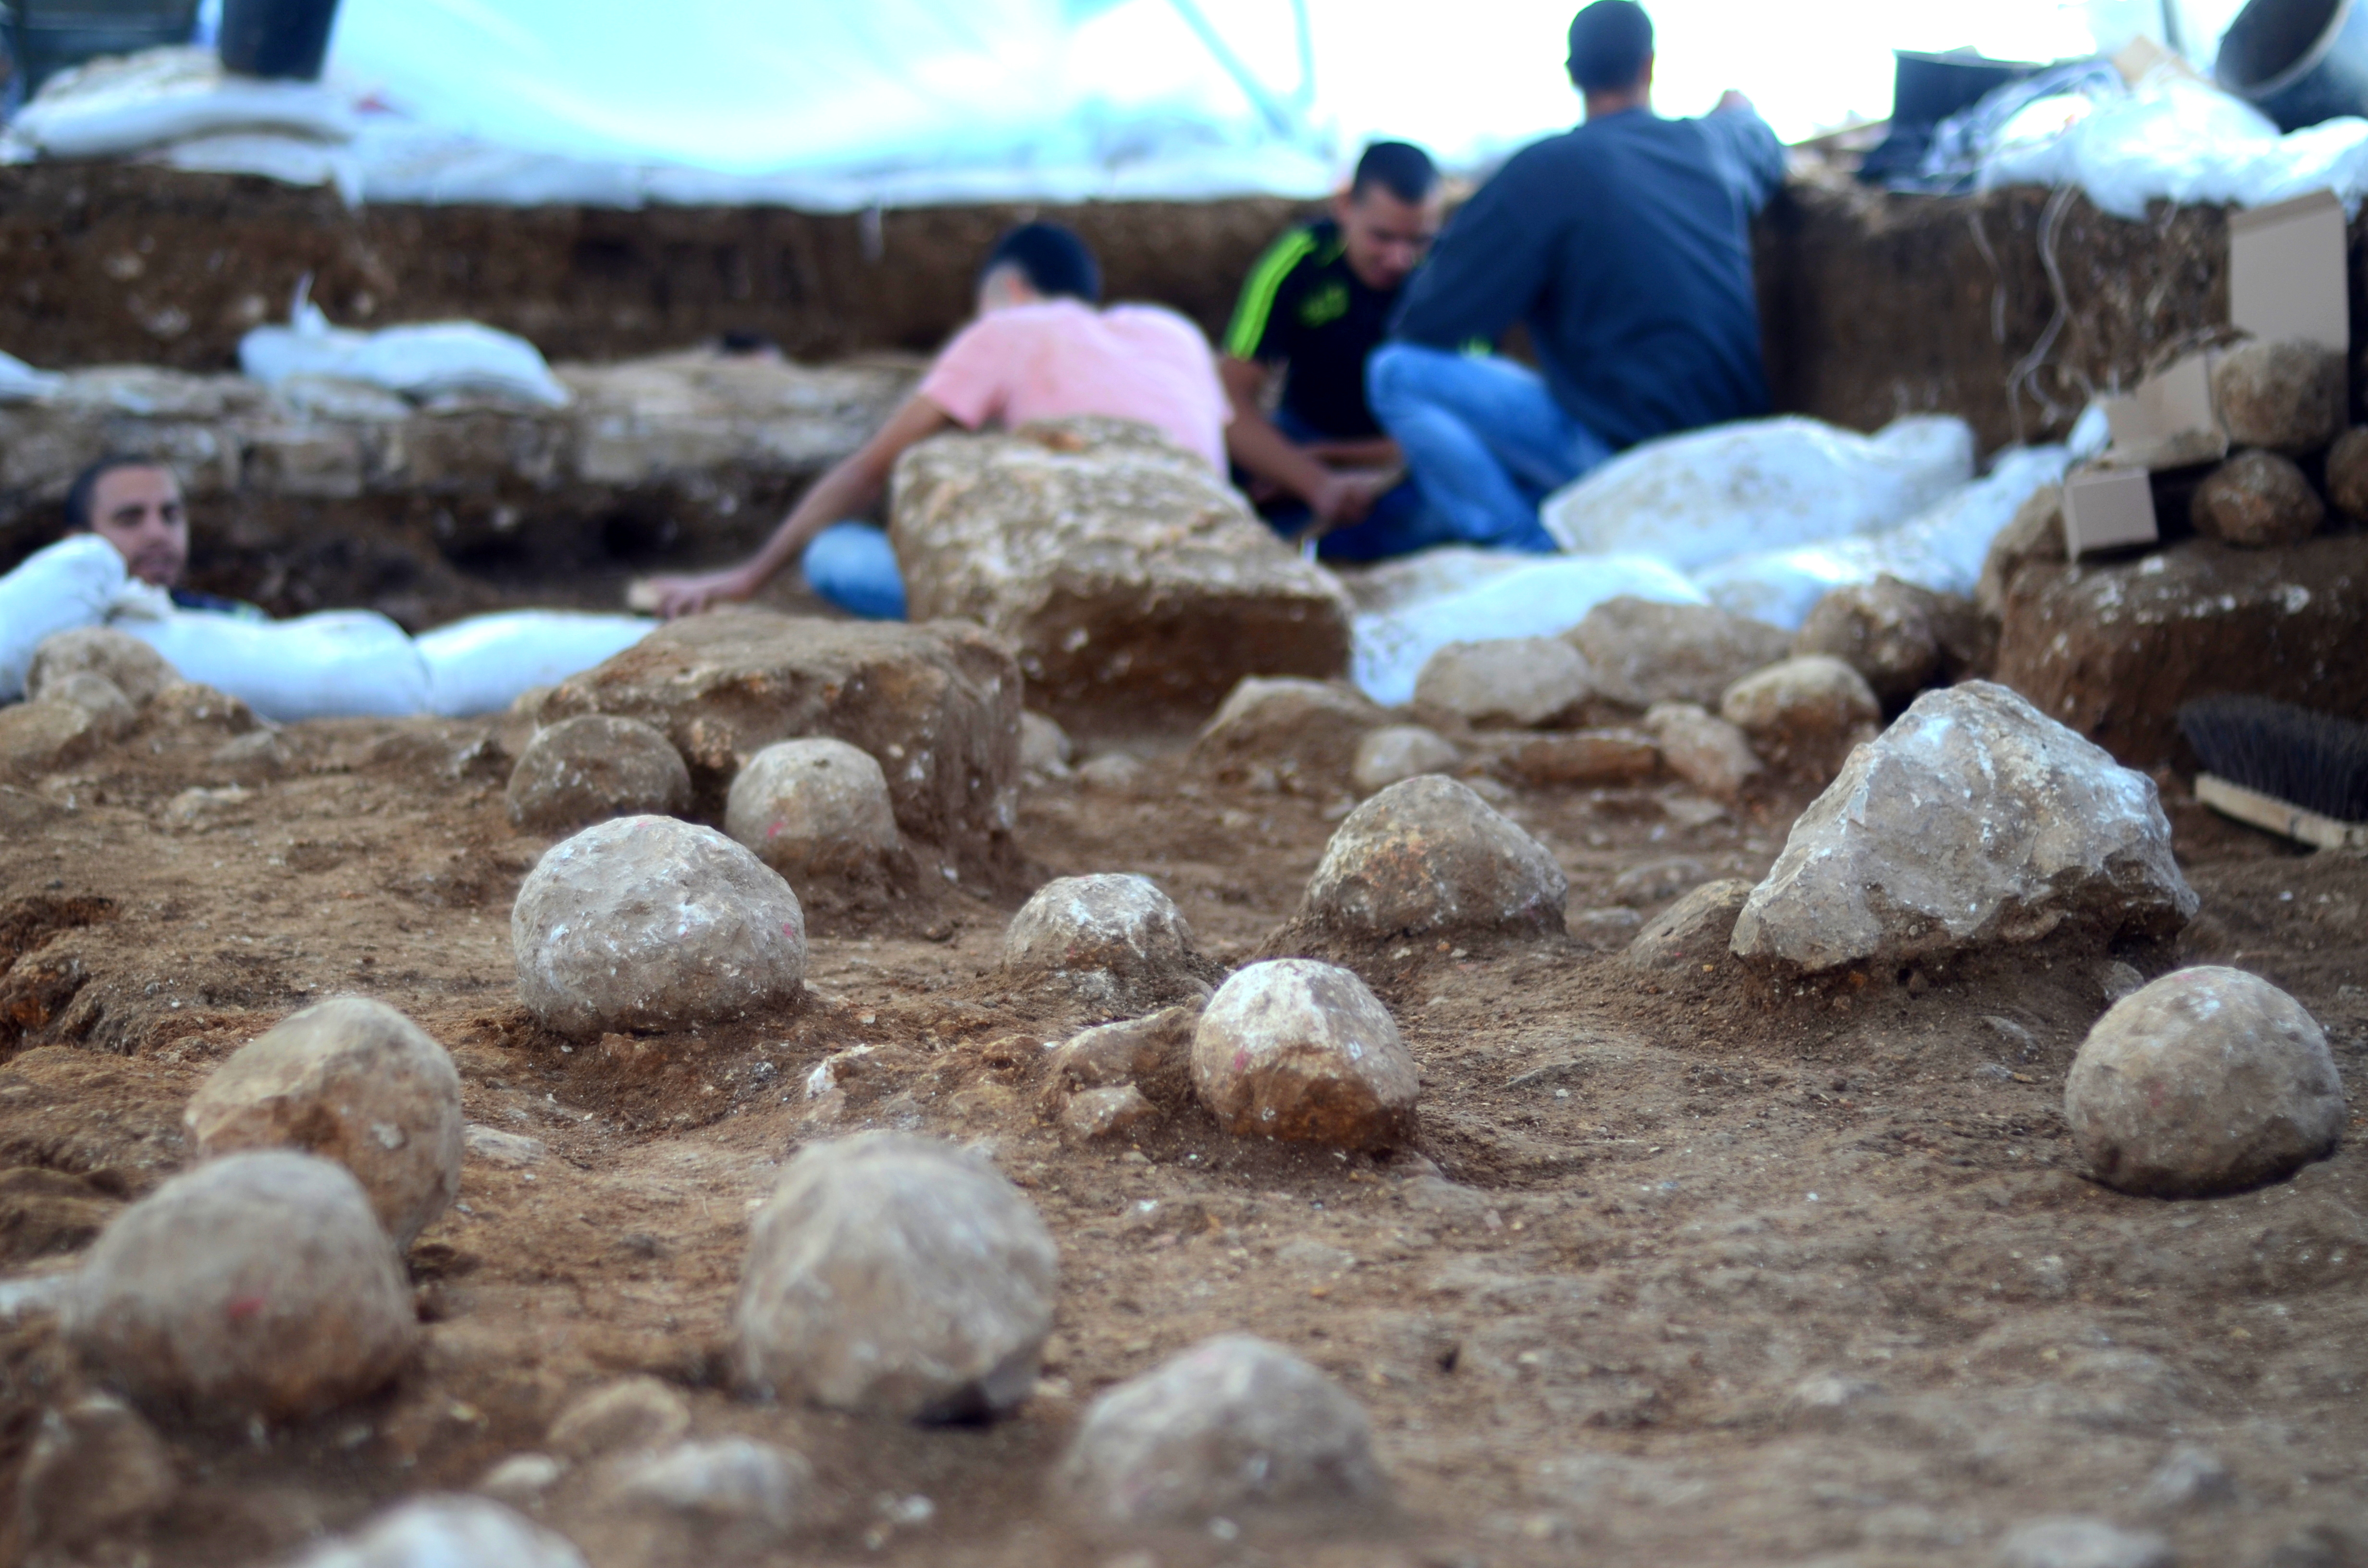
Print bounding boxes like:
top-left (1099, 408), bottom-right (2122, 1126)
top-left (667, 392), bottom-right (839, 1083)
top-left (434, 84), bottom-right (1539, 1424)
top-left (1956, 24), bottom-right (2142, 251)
top-left (801, 521), bottom-right (906, 620)
top-left (1365, 343), bottom-right (1612, 551)
top-left (1251, 407), bottom-right (1467, 564)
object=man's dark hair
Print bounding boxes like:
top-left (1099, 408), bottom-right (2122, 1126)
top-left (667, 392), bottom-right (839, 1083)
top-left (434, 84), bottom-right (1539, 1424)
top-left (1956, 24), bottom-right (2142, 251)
top-left (1567, 0), bottom-right (1654, 92)
top-left (1350, 141), bottom-right (1439, 205)
top-left (980, 222), bottom-right (1102, 304)
top-left (62, 455), bottom-right (171, 532)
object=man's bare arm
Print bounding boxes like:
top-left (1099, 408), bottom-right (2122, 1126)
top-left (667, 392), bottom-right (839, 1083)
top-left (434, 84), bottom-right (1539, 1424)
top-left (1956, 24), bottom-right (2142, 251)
top-left (640, 395), bottom-right (952, 619)
top-left (1218, 356), bottom-right (1378, 529)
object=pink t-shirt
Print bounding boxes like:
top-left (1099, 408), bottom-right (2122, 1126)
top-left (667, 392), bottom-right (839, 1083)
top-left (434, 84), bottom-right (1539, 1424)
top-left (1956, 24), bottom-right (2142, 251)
top-left (917, 298), bottom-right (1231, 470)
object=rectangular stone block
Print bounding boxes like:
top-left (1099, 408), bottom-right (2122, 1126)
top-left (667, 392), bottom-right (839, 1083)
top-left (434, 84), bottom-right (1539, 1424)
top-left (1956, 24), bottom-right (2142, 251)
top-left (889, 418), bottom-right (1352, 723)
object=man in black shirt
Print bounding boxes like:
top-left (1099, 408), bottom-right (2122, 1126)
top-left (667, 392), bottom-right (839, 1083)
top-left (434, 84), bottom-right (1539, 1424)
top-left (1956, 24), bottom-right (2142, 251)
top-left (1221, 141), bottom-right (1449, 562)
top-left (1369, 1), bottom-right (1786, 551)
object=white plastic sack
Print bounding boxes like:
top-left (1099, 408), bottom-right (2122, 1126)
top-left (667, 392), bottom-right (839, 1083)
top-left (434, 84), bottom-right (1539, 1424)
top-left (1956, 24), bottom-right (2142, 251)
top-left (416, 611), bottom-right (653, 718)
top-left (1981, 67), bottom-right (2368, 218)
top-left (241, 290), bottom-right (570, 409)
top-left (1694, 446), bottom-right (2073, 629)
top-left (112, 602), bottom-right (431, 723)
top-left (1351, 552), bottom-right (1705, 707)
top-left (1540, 415), bottom-right (1976, 572)
top-left (11, 47), bottom-right (356, 159)
top-left (0, 536), bottom-right (124, 700)
top-left (0, 350), bottom-right (60, 404)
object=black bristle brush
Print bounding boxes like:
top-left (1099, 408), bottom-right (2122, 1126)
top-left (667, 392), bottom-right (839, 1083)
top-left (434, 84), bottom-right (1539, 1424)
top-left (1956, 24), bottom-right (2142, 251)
top-left (2177, 696), bottom-right (2368, 850)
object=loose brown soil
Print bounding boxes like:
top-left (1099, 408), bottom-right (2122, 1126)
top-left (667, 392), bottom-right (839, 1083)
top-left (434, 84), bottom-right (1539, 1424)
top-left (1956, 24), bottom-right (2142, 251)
top-left (0, 707), bottom-right (2362, 1568)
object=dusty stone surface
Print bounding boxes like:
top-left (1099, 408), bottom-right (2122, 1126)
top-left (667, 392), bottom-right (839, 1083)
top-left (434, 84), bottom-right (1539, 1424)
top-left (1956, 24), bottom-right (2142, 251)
top-left (16, 1394), bottom-right (178, 1550)
top-left (1731, 682), bottom-right (2195, 974)
top-left (2210, 338), bottom-right (2347, 454)
top-left (1018, 710), bottom-right (1073, 777)
top-left (1189, 677), bottom-right (1384, 792)
top-left (511, 815), bottom-right (807, 1035)
top-left (1978, 483), bottom-right (2069, 621)
top-left (143, 681), bottom-right (262, 739)
top-left (1060, 1083), bottom-right (1158, 1143)
top-left (724, 737), bottom-right (903, 884)
top-left (288, 1496), bottom-right (590, 1568)
top-left (1351, 724), bottom-right (1461, 796)
top-left (506, 715), bottom-right (691, 835)
top-left (539, 609), bottom-right (1021, 881)
top-left (27, 626), bottom-right (174, 707)
top-left (1001, 874), bottom-right (1209, 1011)
top-left (890, 418), bottom-right (1353, 721)
top-left (1644, 702), bottom-right (1764, 801)
top-left (1720, 655), bottom-right (1881, 782)
top-left (1793, 576), bottom-right (1978, 703)
top-left (1055, 1334), bottom-right (1388, 1529)
top-left (1624, 878), bottom-right (1755, 973)
top-left (547, 1375), bottom-right (693, 1460)
top-left (1043, 1005), bottom-right (1198, 1108)
top-left (0, 698), bottom-right (97, 777)
top-left (1413, 637), bottom-right (1591, 729)
top-left (463, 1124), bottom-right (546, 1167)
top-left (1277, 775), bottom-right (1567, 949)
top-left (1495, 728), bottom-right (1660, 788)
top-left (39, 671), bottom-right (137, 737)
top-left (2326, 427), bottom-right (2368, 520)
top-left (1996, 1516), bottom-right (2173, 1568)
top-left (1192, 959), bottom-right (1418, 1150)
top-left (735, 1132), bottom-right (1058, 1421)
top-left (2191, 450), bottom-right (2325, 548)
top-left (617, 1438), bottom-right (813, 1541)
top-left (184, 995), bottom-right (465, 1247)
top-left (2066, 967), bottom-right (2344, 1198)
top-left (63, 1151), bottom-right (417, 1420)
top-left (1994, 530), bottom-right (2368, 765)
top-left (1566, 597), bottom-right (1792, 709)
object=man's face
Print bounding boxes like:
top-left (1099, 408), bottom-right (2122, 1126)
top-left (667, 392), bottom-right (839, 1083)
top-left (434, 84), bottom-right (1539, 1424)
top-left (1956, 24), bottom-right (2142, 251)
top-left (1335, 184), bottom-right (1444, 294)
top-left (85, 466), bottom-right (187, 588)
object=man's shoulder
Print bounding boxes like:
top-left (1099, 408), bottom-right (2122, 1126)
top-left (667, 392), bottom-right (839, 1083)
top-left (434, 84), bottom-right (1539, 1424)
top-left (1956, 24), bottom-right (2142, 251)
top-left (1105, 301), bottom-right (1214, 348)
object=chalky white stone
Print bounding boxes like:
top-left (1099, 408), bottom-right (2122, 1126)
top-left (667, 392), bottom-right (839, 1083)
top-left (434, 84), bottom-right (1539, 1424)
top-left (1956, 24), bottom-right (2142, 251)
top-left (286, 1496), bottom-right (589, 1568)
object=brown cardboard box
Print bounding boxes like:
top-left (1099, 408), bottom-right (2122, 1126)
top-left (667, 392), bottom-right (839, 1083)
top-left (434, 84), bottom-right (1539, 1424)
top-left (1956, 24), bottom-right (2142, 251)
top-left (2100, 349), bottom-right (2226, 469)
top-left (2061, 464), bottom-right (2158, 559)
top-left (2229, 191), bottom-right (2348, 353)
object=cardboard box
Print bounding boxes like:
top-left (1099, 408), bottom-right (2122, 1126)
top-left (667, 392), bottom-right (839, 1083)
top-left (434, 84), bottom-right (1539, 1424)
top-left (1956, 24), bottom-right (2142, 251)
top-left (2100, 348), bottom-right (2226, 469)
top-left (2062, 464), bottom-right (2158, 559)
top-left (2229, 191), bottom-right (2349, 353)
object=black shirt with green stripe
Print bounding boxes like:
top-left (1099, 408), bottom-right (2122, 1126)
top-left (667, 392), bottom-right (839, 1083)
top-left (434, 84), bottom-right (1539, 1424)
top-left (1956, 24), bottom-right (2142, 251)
top-left (1223, 218), bottom-right (1397, 441)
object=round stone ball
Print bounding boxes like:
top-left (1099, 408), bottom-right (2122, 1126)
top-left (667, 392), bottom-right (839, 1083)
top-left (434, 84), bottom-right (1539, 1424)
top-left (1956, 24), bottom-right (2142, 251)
top-left (1192, 959), bottom-right (1418, 1150)
top-left (184, 996), bottom-right (464, 1247)
top-left (506, 715), bottom-right (691, 834)
top-left (1056, 1334), bottom-right (1388, 1530)
top-left (1001, 873), bottom-right (1205, 1010)
top-left (2065, 966), bottom-right (2344, 1197)
top-left (723, 737), bottom-right (901, 882)
top-left (1302, 774), bottom-right (1567, 942)
top-left (27, 626), bottom-right (174, 708)
top-left (63, 1150), bottom-right (418, 1421)
top-left (512, 815), bottom-right (807, 1034)
top-left (735, 1132), bottom-right (1058, 1422)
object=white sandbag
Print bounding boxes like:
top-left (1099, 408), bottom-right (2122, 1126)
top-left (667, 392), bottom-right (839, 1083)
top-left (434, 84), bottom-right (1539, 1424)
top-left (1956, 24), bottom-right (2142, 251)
top-left (0, 349), bottom-right (60, 404)
top-left (1540, 415), bottom-right (1976, 571)
top-left (0, 537), bottom-right (125, 700)
top-left (1351, 553), bottom-right (1705, 707)
top-left (416, 611), bottom-right (653, 719)
top-left (242, 290), bottom-right (570, 409)
top-left (114, 605), bottom-right (431, 723)
top-left (1695, 447), bottom-right (2073, 629)
top-left (12, 47), bottom-right (356, 159)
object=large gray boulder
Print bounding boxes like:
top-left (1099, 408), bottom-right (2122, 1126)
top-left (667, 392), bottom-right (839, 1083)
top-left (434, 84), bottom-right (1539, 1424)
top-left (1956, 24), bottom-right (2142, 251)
top-left (2066, 967), bottom-right (2344, 1197)
top-left (890, 418), bottom-right (1352, 722)
top-left (1730, 682), bottom-right (2195, 973)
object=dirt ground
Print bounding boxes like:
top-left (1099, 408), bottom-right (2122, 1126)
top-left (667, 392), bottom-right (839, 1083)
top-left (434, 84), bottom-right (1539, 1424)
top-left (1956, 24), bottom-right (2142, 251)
top-left (0, 690), bottom-right (2363, 1568)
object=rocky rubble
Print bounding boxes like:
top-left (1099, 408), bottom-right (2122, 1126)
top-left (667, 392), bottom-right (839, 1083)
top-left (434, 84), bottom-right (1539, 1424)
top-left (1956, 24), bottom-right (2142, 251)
top-left (888, 418), bottom-right (1353, 720)
top-left (1731, 682), bottom-right (2195, 974)
top-left (735, 1132), bottom-right (1057, 1421)
top-left (1718, 655), bottom-right (1879, 783)
top-left (1791, 576), bottom-right (1980, 705)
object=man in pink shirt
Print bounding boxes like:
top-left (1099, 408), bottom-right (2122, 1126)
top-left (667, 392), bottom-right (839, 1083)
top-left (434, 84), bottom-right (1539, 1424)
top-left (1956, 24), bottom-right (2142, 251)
top-left (643, 224), bottom-right (1229, 620)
